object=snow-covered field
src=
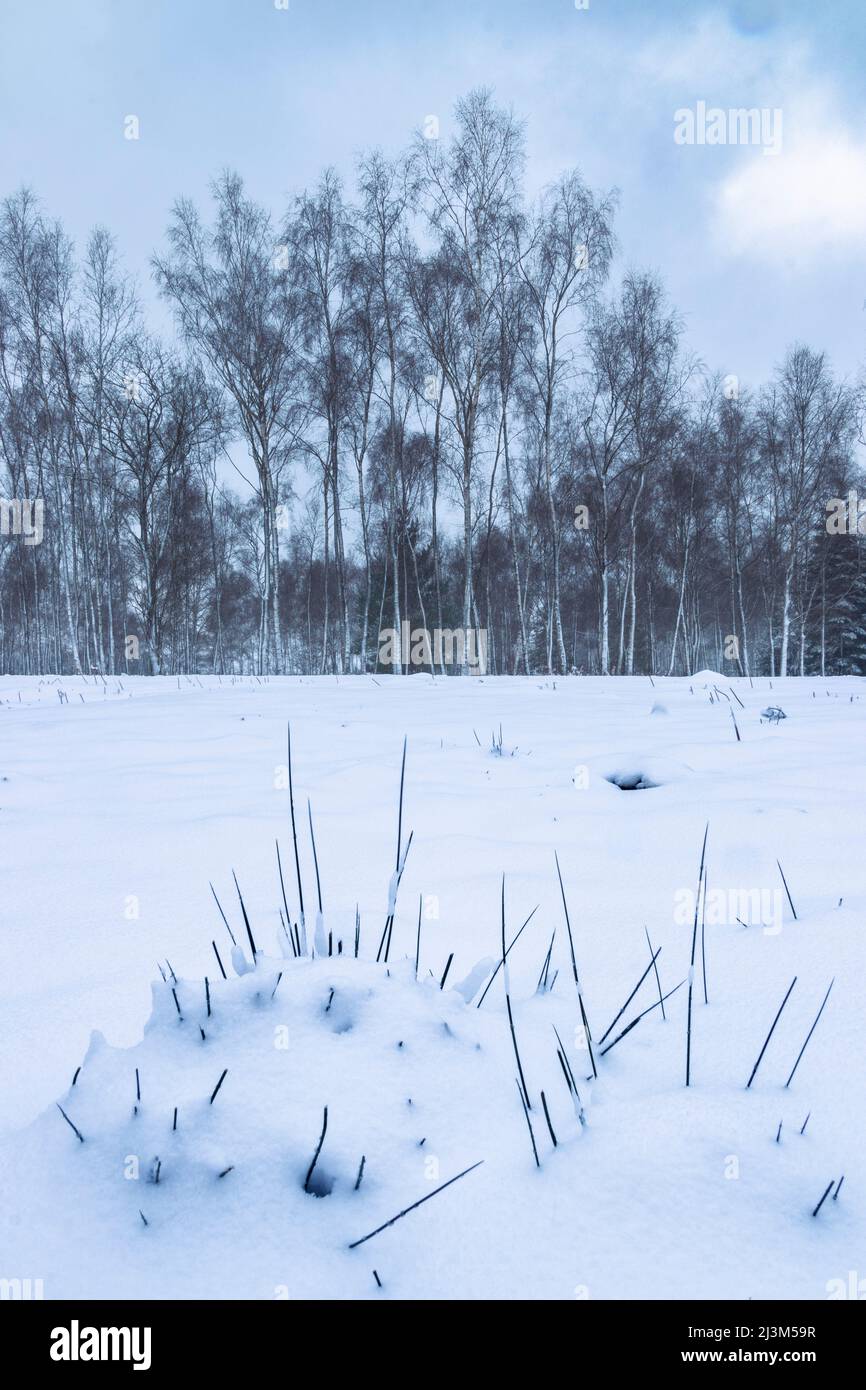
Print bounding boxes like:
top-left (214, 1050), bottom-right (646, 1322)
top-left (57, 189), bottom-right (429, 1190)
top-left (0, 672), bottom-right (863, 1300)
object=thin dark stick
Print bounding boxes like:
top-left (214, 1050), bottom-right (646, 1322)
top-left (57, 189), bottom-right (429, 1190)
top-left (173, 1107), bottom-right (178, 1132)
top-left (205, 977), bottom-right (211, 1018)
top-left (542, 930), bottom-right (556, 990)
top-left (354, 1155), bottom-right (366, 1191)
top-left (232, 870), bottom-right (257, 958)
top-left (686, 822), bottom-right (709, 1086)
top-left (354, 905), bottom-right (361, 959)
top-left (833, 1176), bottom-right (844, 1201)
top-left (598, 947), bottom-right (662, 1045)
top-left (378, 830), bottom-right (414, 963)
top-left (516, 1077), bottom-right (540, 1167)
top-left (777, 860), bottom-right (798, 920)
top-left (812, 1180), bottom-right (835, 1218)
top-left (785, 979), bottom-right (834, 1088)
top-left (56, 1103), bottom-right (84, 1143)
top-left (395, 735), bottom-right (407, 873)
top-left (536, 931), bottom-right (555, 993)
top-left (135, 1067), bottom-right (141, 1104)
top-left (600, 979), bottom-right (686, 1057)
top-left (800, 1112), bottom-right (810, 1135)
top-left (553, 1023), bottom-right (578, 1095)
top-left (377, 744), bottom-right (410, 961)
top-left (746, 976), bottom-right (797, 1088)
top-left (373, 1270), bottom-right (382, 1288)
top-left (209, 1069), bottom-right (228, 1105)
top-left (270, 972), bottom-right (283, 999)
top-left (553, 1023), bottom-right (586, 1117)
top-left (502, 877), bottom-right (531, 1109)
top-left (347, 1160), bottom-right (483, 1249)
top-left (540, 1090), bottom-right (558, 1147)
top-left (554, 852), bottom-right (597, 1078)
top-left (476, 904), bottom-right (539, 1007)
top-left (303, 1106), bottom-right (328, 1194)
top-left (701, 865), bottom-right (709, 1004)
top-left (729, 686), bottom-right (745, 708)
top-left (275, 841), bottom-right (295, 955)
top-left (209, 882), bottom-right (236, 945)
top-left (439, 953), bottom-right (454, 989)
top-left (307, 800), bottom-right (323, 914)
top-left (212, 940), bottom-right (227, 980)
top-left (645, 927), bottom-right (665, 1019)
top-left (556, 1048), bottom-right (573, 1097)
top-left (287, 724), bottom-right (306, 951)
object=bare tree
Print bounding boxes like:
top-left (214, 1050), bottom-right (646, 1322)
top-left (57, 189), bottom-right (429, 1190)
top-left (517, 171), bottom-right (616, 672)
top-left (411, 89), bottom-right (524, 673)
top-left (761, 346), bottom-right (856, 675)
top-left (154, 173), bottom-right (305, 672)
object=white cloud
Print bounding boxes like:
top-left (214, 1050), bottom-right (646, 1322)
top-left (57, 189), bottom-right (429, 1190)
top-left (712, 123), bottom-right (866, 266)
top-left (637, 13), bottom-right (866, 268)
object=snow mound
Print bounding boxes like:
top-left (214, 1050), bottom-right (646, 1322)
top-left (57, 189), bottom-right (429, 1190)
top-left (6, 915), bottom-right (860, 1299)
top-left (692, 669), bottom-right (729, 684)
top-left (23, 950), bottom-right (593, 1298)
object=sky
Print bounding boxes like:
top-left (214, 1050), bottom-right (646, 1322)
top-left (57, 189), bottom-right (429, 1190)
top-left (0, 0), bottom-right (864, 390)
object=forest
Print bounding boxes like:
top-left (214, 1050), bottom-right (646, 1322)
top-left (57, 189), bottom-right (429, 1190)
top-left (1, 88), bottom-right (864, 678)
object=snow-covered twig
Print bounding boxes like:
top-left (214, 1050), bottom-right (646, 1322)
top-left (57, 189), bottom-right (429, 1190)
top-left (347, 1160), bottom-right (484, 1248)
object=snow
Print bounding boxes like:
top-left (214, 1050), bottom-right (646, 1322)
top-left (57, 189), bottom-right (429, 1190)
top-left (0, 672), bottom-right (863, 1299)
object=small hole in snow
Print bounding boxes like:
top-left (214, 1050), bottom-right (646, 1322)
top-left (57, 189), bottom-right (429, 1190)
top-left (303, 1167), bottom-right (335, 1198)
top-left (605, 771), bottom-right (659, 791)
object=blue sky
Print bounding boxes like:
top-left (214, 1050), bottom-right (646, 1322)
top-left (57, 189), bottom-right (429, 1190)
top-left (1, 0), bottom-right (864, 387)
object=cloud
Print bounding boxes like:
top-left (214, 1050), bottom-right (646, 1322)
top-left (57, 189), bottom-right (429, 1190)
top-left (712, 120), bottom-right (866, 266)
top-left (637, 12), bottom-right (866, 268)
top-left (637, 11), bottom-right (804, 90)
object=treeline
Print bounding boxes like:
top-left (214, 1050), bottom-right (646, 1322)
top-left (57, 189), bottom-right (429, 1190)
top-left (1, 89), bottom-right (864, 678)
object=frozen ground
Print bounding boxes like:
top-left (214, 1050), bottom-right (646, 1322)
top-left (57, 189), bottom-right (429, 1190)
top-left (0, 671), bottom-right (863, 1299)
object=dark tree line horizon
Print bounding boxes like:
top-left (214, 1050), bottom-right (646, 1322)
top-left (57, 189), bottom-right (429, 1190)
top-left (2, 88), bottom-right (865, 679)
